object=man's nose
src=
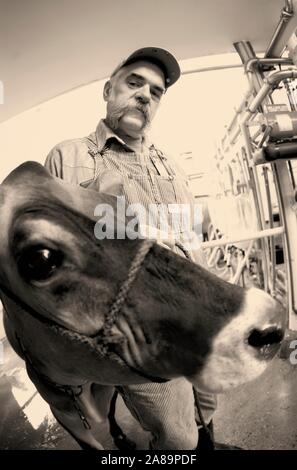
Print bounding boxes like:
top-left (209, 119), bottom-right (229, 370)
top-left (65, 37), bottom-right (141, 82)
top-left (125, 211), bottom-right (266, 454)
top-left (135, 84), bottom-right (151, 103)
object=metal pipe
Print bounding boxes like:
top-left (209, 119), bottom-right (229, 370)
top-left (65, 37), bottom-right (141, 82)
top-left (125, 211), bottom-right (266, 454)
top-left (226, 89), bottom-right (254, 134)
top-left (263, 166), bottom-right (276, 293)
top-left (257, 125), bottom-right (272, 149)
top-left (234, 41), bottom-right (257, 64)
top-left (200, 226), bottom-right (285, 250)
top-left (261, 141), bottom-right (297, 161)
top-left (240, 120), bottom-right (271, 292)
top-left (289, 160), bottom-right (296, 188)
top-left (274, 159), bottom-right (297, 329)
top-left (238, 69), bottom-right (297, 125)
top-left (234, 41), bottom-right (264, 93)
top-left (228, 70), bottom-right (297, 144)
top-left (265, 0), bottom-right (295, 58)
top-left (220, 90), bottom-right (255, 148)
top-left (266, 68), bottom-right (297, 85)
top-left (245, 57), bottom-right (293, 73)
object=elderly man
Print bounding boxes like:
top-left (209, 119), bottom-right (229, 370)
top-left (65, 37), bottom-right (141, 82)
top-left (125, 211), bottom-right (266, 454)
top-left (45, 47), bottom-right (217, 450)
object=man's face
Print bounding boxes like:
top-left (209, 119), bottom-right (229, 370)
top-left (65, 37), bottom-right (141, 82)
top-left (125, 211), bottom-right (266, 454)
top-left (104, 61), bottom-right (166, 137)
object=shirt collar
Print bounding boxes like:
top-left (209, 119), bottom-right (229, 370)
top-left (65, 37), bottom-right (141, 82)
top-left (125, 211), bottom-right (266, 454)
top-left (94, 119), bottom-right (153, 153)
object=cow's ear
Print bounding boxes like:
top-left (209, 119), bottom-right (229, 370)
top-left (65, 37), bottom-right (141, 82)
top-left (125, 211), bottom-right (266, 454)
top-left (2, 161), bottom-right (53, 188)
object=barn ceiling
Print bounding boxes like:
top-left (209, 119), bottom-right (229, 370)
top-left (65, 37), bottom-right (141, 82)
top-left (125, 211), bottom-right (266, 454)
top-left (0, 0), bottom-right (292, 122)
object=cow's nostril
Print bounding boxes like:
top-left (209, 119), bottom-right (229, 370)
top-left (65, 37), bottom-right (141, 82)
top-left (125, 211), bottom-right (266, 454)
top-left (248, 327), bottom-right (284, 349)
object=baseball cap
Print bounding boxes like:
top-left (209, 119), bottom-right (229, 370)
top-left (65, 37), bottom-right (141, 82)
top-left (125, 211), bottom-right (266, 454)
top-left (110, 47), bottom-right (181, 88)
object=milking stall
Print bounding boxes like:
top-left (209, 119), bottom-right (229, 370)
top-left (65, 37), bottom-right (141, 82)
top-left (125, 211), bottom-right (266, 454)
top-left (2, 0), bottom-right (297, 463)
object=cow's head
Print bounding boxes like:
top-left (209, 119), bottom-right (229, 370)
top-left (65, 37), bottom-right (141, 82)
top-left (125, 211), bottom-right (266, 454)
top-left (0, 162), bottom-right (285, 393)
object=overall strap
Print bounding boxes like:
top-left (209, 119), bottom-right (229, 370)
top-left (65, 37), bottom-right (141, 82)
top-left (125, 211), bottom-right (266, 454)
top-left (84, 136), bottom-right (102, 158)
top-left (149, 144), bottom-right (176, 177)
top-left (82, 136), bottom-right (107, 185)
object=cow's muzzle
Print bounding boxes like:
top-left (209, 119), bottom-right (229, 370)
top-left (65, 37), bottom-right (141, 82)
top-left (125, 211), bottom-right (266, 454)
top-left (191, 287), bottom-right (286, 393)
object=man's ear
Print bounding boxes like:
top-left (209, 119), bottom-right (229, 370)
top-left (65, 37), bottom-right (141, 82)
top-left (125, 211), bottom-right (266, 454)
top-left (103, 81), bottom-right (112, 101)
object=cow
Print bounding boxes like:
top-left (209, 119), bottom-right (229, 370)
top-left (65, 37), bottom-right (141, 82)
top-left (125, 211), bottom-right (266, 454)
top-left (0, 162), bottom-right (285, 450)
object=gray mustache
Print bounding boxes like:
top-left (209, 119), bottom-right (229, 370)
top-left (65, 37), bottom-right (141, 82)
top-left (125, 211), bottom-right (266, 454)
top-left (128, 104), bottom-right (151, 121)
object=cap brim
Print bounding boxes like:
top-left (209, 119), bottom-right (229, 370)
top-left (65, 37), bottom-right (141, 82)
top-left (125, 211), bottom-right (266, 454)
top-left (113, 47), bottom-right (181, 88)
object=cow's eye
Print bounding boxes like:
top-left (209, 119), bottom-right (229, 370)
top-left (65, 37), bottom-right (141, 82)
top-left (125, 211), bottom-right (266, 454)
top-left (17, 246), bottom-right (64, 282)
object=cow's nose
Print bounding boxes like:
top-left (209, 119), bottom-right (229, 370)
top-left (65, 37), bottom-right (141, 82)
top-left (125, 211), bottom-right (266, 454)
top-left (247, 326), bottom-right (284, 360)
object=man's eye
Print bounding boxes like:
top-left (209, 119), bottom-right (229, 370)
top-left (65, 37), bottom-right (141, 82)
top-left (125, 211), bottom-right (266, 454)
top-left (128, 80), bottom-right (140, 88)
top-left (17, 246), bottom-right (64, 282)
top-left (151, 89), bottom-right (162, 100)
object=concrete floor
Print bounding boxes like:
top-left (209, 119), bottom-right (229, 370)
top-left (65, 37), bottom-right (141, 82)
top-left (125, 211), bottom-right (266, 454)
top-left (1, 328), bottom-right (297, 450)
top-left (215, 350), bottom-right (297, 449)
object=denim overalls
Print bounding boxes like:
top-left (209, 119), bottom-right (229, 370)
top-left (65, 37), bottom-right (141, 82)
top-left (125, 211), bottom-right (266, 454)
top-left (79, 135), bottom-right (217, 449)
top-left (82, 135), bottom-right (205, 265)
